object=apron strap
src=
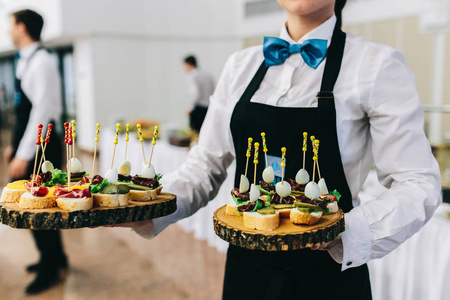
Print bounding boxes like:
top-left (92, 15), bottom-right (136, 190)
top-left (239, 61), bottom-right (268, 104)
top-left (318, 26), bottom-right (346, 94)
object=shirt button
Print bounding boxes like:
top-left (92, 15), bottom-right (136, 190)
top-left (346, 261), bottom-right (352, 266)
top-left (292, 57), bottom-right (298, 63)
top-left (281, 88), bottom-right (287, 93)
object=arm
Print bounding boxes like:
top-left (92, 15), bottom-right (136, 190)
top-left (131, 57), bottom-right (236, 238)
top-left (330, 49), bottom-right (442, 270)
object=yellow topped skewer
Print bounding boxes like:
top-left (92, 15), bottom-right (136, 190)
top-left (261, 132), bottom-right (268, 168)
top-left (137, 124), bottom-right (146, 165)
top-left (91, 123), bottom-right (100, 179)
top-left (253, 142), bottom-right (259, 185)
top-left (281, 147), bottom-right (286, 184)
top-left (148, 125), bottom-right (159, 168)
top-left (124, 124), bottom-right (130, 161)
top-left (245, 137), bottom-right (253, 178)
top-left (71, 120), bottom-right (76, 159)
top-left (111, 123), bottom-right (121, 170)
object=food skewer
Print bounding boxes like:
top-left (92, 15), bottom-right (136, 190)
top-left (274, 147), bottom-right (291, 197)
top-left (249, 142), bottom-right (260, 201)
top-left (304, 139), bottom-right (321, 200)
top-left (91, 123), bottom-right (100, 179)
top-left (244, 137), bottom-right (253, 177)
top-left (147, 126), bottom-right (159, 168)
top-left (281, 147), bottom-right (286, 184)
top-left (67, 125), bottom-right (73, 190)
top-left (295, 132), bottom-right (310, 185)
top-left (71, 120), bottom-right (76, 159)
top-left (312, 141), bottom-right (317, 183)
top-left (124, 124), bottom-right (130, 161)
top-left (137, 124), bottom-right (146, 165)
top-left (31, 124), bottom-right (43, 186)
top-left (261, 133), bottom-right (268, 168)
top-left (64, 122), bottom-right (69, 178)
top-left (37, 124), bottom-right (53, 175)
top-left (253, 142), bottom-right (259, 185)
top-left (261, 133), bottom-right (275, 184)
top-left (111, 123), bottom-right (121, 170)
top-left (302, 132), bottom-right (307, 170)
top-left (314, 140), bottom-right (321, 180)
top-left (40, 137), bottom-right (45, 162)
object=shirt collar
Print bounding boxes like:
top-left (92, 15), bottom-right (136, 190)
top-left (279, 14), bottom-right (336, 45)
top-left (19, 42), bottom-right (40, 60)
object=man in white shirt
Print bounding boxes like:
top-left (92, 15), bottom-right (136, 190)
top-left (183, 55), bottom-right (214, 133)
top-left (6, 9), bottom-right (66, 295)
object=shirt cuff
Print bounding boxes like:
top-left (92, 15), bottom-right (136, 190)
top-left (130, 220), bottom-right (155, 239)
top-left (341, 209), bottom-right (373, 271)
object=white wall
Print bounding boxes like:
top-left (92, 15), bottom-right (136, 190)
top-left (0, 0), bottom-right (244, 151)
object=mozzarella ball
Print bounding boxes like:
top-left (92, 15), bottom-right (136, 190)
top-left (275, 181), bottom-right (291, 198)
top-left (262, 166), bottom-right (275, 184)
top-left (295, 169), bottom-right (310, 185)
top-left (249, 184), bottom-right (260, 202)
top-left (318, 178), bottom-right (329, 195)
top-left (239, 174), bottom-right (250, 193)
top-left (41, 161), bottom-right (54, 173)
top-left (305, 182), bottom-right (320, 200)
top-left (105, 168), bottom-right (118, 184)
top-left (69, 157), bottom-right (83, 173)
top-left (141, 164), bottom-right (156, 179)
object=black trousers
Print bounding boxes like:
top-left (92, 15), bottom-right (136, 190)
top-left (189, 105), bottom-right (208, 132)
top-left (223, 245), bottom-right (372, 300)
top-left (11, 137), bottom-right (66, 267)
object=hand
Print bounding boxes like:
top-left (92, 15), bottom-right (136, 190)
top-left (311, 233), bottom-right (343, 251)
top-left (186, 109), bottom-right (192, 116)
top-left (3, 146), bottom-right (13, 163)
top-left (8, 157), bottom-right (29, 179)
top-left (90, 220), bottom-right (152, 229)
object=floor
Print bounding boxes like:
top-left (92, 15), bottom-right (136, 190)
top-left (0, 129), bottom-right (227, 300)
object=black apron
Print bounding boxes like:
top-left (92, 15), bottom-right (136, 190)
top-left (224, 25), bottom-right (372, 299)
top-left (12, 46), bottom-right (62, 180)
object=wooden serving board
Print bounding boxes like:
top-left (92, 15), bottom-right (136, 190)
top-left (0, 192), bottom-right (176, 230)
top-left (214, 205), bottom-right (344, 251)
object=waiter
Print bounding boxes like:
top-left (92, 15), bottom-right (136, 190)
top-left (183, 55), bottom-right (215, 133)
top-left (5, 9), bottom-right (67, 294)
top-left (129, 0), bottom-right (442, 298)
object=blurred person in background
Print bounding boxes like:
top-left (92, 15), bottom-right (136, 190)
top-left (183, 55), bottom-right (214, 133)
top-left (6, 9), bottom-right (66, 294)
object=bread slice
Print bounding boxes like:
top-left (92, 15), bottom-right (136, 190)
top-left (226, 199), bottom-right (242, 216)
top-left (290, 207), bottom-right (322, 225)
top-left (19, 192), bottom-right (56, 209)
top-left (327, 202), bottom-right (339, 214)
top-left (1, 187), bottom-right (27, 203)
top-left (56, 197), bottom-right (93, 211)
top-left (243, 211), bottom-right (280, 231)
top-left (276, 208), bottom-right (292, 218)
top-left (129, 186), bottom-right (163, 201)
top-left (93, 193), bottom-right (130, 207)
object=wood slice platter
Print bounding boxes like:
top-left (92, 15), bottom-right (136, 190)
top-left (214, 205), bottom-right (344, 251)
top-left (0, 192), bottom-right (176, 230)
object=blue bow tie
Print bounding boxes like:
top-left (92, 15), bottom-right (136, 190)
top-left (263, 37), bottom-right (328, 69)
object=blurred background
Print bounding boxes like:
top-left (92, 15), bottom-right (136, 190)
top-left (0, 0), bottom-right (449, 299)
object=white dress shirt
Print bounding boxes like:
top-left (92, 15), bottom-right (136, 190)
top-left (134, 15), bottom-right (442, 271)
top-left (15, 42), bottom-right (62, 161)
top-left (186, 68), bottom-right (215, 109)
